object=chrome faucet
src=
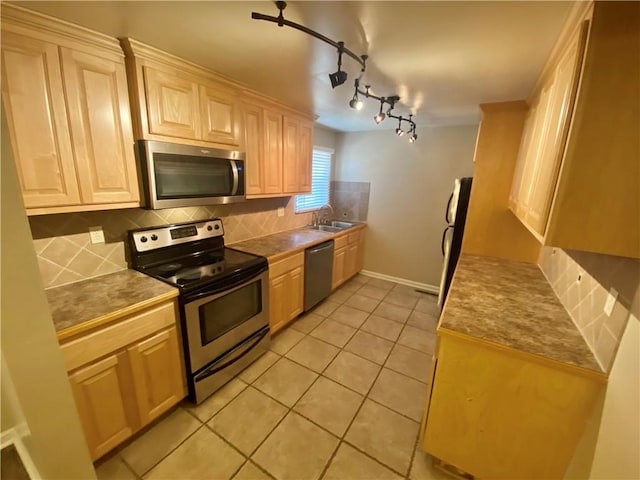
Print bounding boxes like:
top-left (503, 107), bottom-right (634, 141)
top-left (311, 211), bottom-right (320, 227)
top-left (318, 204), bottom-right (334, 224)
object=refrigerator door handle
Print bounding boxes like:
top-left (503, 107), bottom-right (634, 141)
top-left (441, 226), bottom-right (453, 256)
top-left (445, 193), bottom-right (454, 224)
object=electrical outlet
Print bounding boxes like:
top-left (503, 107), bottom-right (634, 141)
top-left (89, 226), bottom-right (105, 244)
top-left (603, 288), bottom-right (618, 317)
top-left (277, 207), bottom-right (285, 217)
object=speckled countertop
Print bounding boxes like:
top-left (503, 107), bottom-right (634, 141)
top-left (230, 224), bottom-right (366, 262)
top-left (47, 270), bottom-right (178, 340)
top-left (440, 254), bottom-right (604, 375)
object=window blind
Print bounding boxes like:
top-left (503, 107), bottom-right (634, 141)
top-left (295, 147), bottom-right (333, 212)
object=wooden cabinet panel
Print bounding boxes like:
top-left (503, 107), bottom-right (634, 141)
top-left (0, 32), bottom-right (80, 208)
top-left (69, 353), bottom-right (136, 460)
top-left (60, 47), bottom-right (139, 204)
top-left (200, 84), bottom-right (241, 145)
top-left (144, 66), bottom-right (200, 139)
top-left (244, 104), bottom-right (264, 195)
top-left (268, 253), bottom-right (304, 334)
top-left (332, 246), bottom-right (347, 290)
top-left (423, 333), bottom-right (603, 479)
top-left (263, 109), bottom-right (283, 194)
top-left (128, 327), bottom-right (185, 424)
top-left (283, 116), bottom-right (313, 194)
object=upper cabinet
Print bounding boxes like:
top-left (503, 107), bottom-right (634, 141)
top-left (509, 2), bottom-right (639, 258)
top-left (121, 39), bottom-right (243, 149)
top-left (242, 91), bottom-right (314, 198)
top-left (1, 5), bottom-right (140, 215)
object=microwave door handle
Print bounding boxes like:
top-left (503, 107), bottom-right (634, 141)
top-left (230, 160), bottom-right (239, 195)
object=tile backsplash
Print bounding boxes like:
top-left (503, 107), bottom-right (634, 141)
top-left (30, 197), bottom-right (311, 289)
top-left (538, 246), bottom-right (640, 371)
top-left (330, 181), bottom-right (371, 221)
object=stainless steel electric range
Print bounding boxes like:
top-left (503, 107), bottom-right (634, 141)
top-left (128, 218), bottom-right (270, 404)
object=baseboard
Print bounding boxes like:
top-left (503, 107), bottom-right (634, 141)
top-left (1, 425), bottom-right (40, 479)
top-left (360, 270), bottom-right (439, 295)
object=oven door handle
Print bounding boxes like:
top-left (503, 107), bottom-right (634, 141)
top-left (183, 265), bottom-right (267, 302)
top-left (194, 328), bottom-right (269, 383)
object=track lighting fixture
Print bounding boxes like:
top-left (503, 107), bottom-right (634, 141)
top-left (252, 2), bottom-right (418, 142)
top-left (329, 42), bottom-right (348, 88)
top-left (374, 99), bottom-right (386, 124)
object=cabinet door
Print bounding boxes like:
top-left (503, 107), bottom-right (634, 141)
top-left (144, 66), bottom-right (200, 139)
top-left (282, 116), bottom-right (300, 194)
top-left (60, 48), bottom-right (139, 205)
top-left (0, 32), bottom-right (80, 208)
top-left (262, 109), bottom-right (283, 194)
top-left (200, 83), bottom-right (241, 145)
top-left (526, 28), bottom-right (586, 235)
top-left (345, 242), bottom-right (359, 281)
top-left (332, 246), bottom-right (347, 290)
top-left (244, 104), bottom-right (264, 195)
top-left (286, 265), bottom-right (304, 320)
top-left (269, 273), bottom-right (288, 333)
top-left (128, 327), bottom-right (186, 425)
top-left (298, 120), bottom-right (313, 193)
top-left (356, 230), bottom-right (366, 272)
top-left (68, 353), bottom-right (136, 460)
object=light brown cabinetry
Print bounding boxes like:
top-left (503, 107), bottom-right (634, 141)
top-left (422, 332), bottom-right (604, 479)
top-left (121, 39), bottom-right (242, 149)
top-left (332, 228), bottom-right (366, 289)
top-left (1, 5), bottom-right (140, 215)
top-left (268, 252), bottom-right (304, 334)
top-left (60, 300), bottom-right (186, 460)
top-left (242, 92), bottom-right (313, 198)
top-left (509, 2), bottom-right (639, 258)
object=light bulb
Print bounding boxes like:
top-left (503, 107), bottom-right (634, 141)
top-left (374, 112), bottom-right (386, 124)
top-left (349, 97), bottom-right (363, 110)
top-left (395, 127), bottom-right (404, 136)
top-left (409, 133), bottom-right (418, 143)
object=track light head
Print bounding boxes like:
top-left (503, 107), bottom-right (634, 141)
top-left (409, 132), bottom-right (418, 143)
top-left (349, 96), bottom-right (363, 110)
top-left (329, 70), bottom-right (348, 88)
top-left (373, 100), bottom-right (386, 124)
top-left (396, 127), bottom-right (405, 136)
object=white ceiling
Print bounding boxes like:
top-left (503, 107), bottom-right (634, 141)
top-left (14, 1), bottom-right (573, 132)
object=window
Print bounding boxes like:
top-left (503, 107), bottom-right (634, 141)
top-left (295, 147), bottom-right (333, 212)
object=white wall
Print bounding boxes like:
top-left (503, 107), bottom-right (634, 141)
top-left (588, 313), bottom-right (640, 479)
top-left (335, 125), bottom-right (477, 286)
top-left (313, 125), bottom-right (339, 151)
top-left (1, 112), bottom-right (96, 478)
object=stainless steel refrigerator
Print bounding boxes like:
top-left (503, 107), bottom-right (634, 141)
top-left (437, 177), bottom-right (473, 309)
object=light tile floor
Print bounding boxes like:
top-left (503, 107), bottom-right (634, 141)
top-left (95, 274), bottom-right (451, 480)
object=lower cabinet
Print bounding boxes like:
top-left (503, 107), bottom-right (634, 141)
top-left (421, 332), bottom-right (605, 479)
top-left (60, 300), bottom-right (186, 460)
top-left (332, 228), bottom-right (365, 289)
top-left (268, 252), bottom-right (304, 334)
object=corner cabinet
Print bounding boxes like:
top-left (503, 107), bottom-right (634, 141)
top-left (268, 252), bottom-right (304, 334)
top-left (121, 39), bottom-right (242, 149)
top-left (509, 2), bottom-right (640, 258)
top-left (60, 300), bottom-right (186, 460)
top-left (242, 92), bottom-right (314, 198)
top-left (1, 5), bottom-right (140, 215)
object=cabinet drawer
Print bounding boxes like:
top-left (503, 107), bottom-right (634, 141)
top-left (61, 302), bottom-right (177, 372)
top-left (269, 251), bottom-right (304, 278)
top-left (333, 233), bottom-right (349, 250)
top-left (348, 230), bottom-right (361, 244)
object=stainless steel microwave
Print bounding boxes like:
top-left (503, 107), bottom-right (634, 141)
top-left (136, 140), bottom-right (246, 209)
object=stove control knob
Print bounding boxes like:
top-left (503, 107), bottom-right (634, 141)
top-left (207, 225), bottom-right (213, 231)
top-left (214, 224), bottom-right (220, 230)
top-left (140, 236), bottom-right (148, 243)
top-left (150, 234), bottom-right (158, 241)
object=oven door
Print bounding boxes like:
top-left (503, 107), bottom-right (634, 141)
top-left (182, 268), bottom-right (269, 374)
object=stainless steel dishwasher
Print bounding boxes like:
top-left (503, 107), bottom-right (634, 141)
top-left (304, 240), bottom-right (334, 311)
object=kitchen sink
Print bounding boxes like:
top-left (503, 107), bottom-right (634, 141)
top-left (329, 221), bottom-right (355, 228)
top-left (309, 225), bottom-right (343, 232)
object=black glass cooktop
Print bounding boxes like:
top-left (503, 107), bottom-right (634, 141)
top-left (142, 247), bottom-right (266, 290)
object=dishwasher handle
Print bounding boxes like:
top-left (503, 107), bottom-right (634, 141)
top-left (307, 240), bottom-right (334, 255)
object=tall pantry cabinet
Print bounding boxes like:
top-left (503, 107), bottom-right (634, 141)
top-left (1, 4), bottom-right (140, 215)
